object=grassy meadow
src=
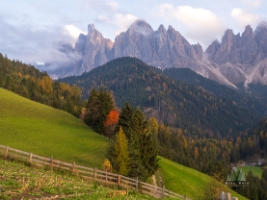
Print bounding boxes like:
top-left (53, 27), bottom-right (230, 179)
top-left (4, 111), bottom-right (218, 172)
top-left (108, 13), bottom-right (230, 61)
top-left (0, 159), bottom-right (158, 200)
top-left (0, 88), bottom-right (107, 168)
top-left (159, 157), bottom-right (248, 200)
top-left (239, 166), bottom-right (263, 178)
top-left (0, 88), bottom-right (247, 199)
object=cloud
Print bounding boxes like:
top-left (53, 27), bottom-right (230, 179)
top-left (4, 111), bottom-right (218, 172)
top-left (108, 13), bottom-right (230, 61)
top-left (82, 0), bottom-right (138, 38)
top-left (0, 18), bottom-right (80, 67)
top-left (82, 0), bottom-right (119, 14)
top-left (242, 0), bottom-right (262, 8)
top-left (231, 8), bottom-right (260, 28)
top-left (113, 14), bottom-right (138, 35)
top-left (106, 0), bottom-right (119, 11)
top-left (63, 24), bottom-right (86, 41)
top-left (97, 13), bottom-right (138, 37)
top-left (158, 4), bottom-right (225, 47)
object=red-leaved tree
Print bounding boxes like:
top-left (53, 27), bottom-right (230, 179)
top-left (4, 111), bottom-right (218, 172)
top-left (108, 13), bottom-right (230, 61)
top-left (104, 109), bottom-right (119, 136)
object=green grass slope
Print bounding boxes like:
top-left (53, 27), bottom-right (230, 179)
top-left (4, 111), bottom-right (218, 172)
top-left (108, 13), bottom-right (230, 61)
top-left (159, 157), bottom-right (248, 200)
top-left (239, 166), bottom-right (263, 178)
top-left (0, 159), bottom-right (157, 200)
top-left (0, 88), bottom-right (247, 199)
top-left (0, 88), bottom-right (107, 168)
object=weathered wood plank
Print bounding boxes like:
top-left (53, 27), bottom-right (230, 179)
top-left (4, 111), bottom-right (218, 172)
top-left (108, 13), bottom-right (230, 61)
top-left (32, 154), bottom-right (51, 161)
top-left (8, 148), bottom-right (29, 155)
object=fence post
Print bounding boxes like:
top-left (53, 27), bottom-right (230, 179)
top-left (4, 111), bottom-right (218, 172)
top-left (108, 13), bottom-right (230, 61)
top-left (50, 156), bottom-right (53, 171)
top-left (118, 175), bottom-right (121, 185)
top-left (136, 177), bottom-right (138, 191)
top-left (94, 168), bottom-right (97, 179)
top-left (105, 171), bottom-right (107, 185)
top-left (29, 153), bottom-right (33, 165)
top-left (162, 185), bottom-right (165, 198)
top-left (5, 146), bottom-right (9, 159)
top-left (72, 162), bottom-right (76, 174)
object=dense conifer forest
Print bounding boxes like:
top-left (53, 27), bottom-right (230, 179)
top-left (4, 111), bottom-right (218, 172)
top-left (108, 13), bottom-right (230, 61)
top-left (163, 68), bottom-right (267, 116)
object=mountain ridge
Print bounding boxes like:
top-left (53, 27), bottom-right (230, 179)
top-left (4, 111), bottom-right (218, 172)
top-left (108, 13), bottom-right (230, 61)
top-left (45, 20), bottom-right (267, 89)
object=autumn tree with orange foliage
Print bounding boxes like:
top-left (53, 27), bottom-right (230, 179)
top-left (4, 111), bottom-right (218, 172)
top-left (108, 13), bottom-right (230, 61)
top-left (84, 86), bottom-right (116, 135)
top-left (104, 109), bottom-right (119, 137)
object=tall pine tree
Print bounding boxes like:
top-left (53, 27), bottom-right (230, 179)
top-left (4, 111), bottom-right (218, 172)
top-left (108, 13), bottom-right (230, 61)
top-left (116, 103), bottom-right (159, 180)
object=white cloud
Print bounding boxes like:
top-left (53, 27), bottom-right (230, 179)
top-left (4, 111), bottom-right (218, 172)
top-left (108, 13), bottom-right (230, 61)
top-left (113, 14), bottom-right (138, 35)
top-left (97, 15), bottom-right (110, 23)
top-left (63, 24), bottom-right (86, 41)
top-left (106, 0), bottom-right (119, 11)
top-left (158, 4), bottom-right (225, 47)
top-left (242, 0), bottom-right (262, 8)
top-left (97, 13), bottom-right (138, 37)
top-left (231, 8), bottom-right (260, 28)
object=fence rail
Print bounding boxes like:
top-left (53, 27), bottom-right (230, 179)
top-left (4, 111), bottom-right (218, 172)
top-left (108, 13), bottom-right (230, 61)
top-left (0, 145), bottom-right (190, 199)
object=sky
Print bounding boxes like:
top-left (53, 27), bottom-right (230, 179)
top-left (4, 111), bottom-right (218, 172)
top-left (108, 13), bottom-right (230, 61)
top-left (0, 0), bottom-right (266, 65)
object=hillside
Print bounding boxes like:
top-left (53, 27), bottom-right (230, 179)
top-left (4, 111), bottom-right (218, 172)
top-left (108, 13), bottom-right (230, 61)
top-left (60, 57), bottom-right (260, 137)
top-left (0, 88), bottom-right (106, 168)
top-left (0, 53), bottom-right (83, 117)
top-left (244, 117), bottom-right (267, 158)
top-left (0, 159), bottom-right (157, 200)
top-left (0, 88), bottom-right (247, 199)
top-left (163, 68), bottom-right (267, 116)
top-left (159, 157), bottom-right (247, 200)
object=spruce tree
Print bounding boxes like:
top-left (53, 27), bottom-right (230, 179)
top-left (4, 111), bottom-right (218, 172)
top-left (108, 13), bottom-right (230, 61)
top-left (127, 132), bottom-right (147, 180)
top-left (113, 127), bottom-right (130, 176)
top-left (116, 102), bottom-right (135, 138)
top-left (116, 103), bottom-right (159, 180)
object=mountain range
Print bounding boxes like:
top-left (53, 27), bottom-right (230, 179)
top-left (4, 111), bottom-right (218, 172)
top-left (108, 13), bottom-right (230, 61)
top-left (44, 20), bottom-right (267, 89)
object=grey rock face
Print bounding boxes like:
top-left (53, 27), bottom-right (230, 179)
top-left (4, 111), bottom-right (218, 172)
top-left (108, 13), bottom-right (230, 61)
top-left (50, 20), bottom-right (267, 88)
top-left (113, 21), bottom-right (203, 71)
top-left (68, 20), bottom-right (204, 76)
top-left (74, 34), bottom-right (87, 55)
top-left (207, 25), bottom-right (264, 66)
top-left (205, 23), bottom-right (267, 85)
top-left (81, 24), bottom-right (113, 72)
top-left (113, 20), bottom-right (154, 63)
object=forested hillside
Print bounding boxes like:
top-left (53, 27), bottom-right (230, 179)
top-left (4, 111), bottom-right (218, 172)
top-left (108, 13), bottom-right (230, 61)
top-left (0, 54), bottom-right (83, 117)
top-left (60, 57), bottom-right (260, 137)
top-left (163, 68), bottom-right (267, 116)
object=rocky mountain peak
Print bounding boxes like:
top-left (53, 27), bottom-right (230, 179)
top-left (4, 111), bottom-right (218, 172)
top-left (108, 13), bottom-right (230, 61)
top-left (74, 33), bottom-right (87, 55)
top-left (88, 24), bottom-right (95, 30)
top-left (50, 20), bottom-right (267, 89)
top-left (255, 22), bottom-right (267, 39)
top-left (224, 29), bottom-right (234, 39)
top-left (158, 24), bottom-right (166, 32)
top-left (168, 25), bottom-right (176, 32)
top-left (242, 25), bottom-right (253, 38)
top-left (128, 20), bottom-right (153, 35)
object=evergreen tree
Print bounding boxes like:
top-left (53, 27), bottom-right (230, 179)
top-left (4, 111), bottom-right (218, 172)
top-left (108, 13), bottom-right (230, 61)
top-left (116, 103), bottom-right (159, 180)
top-left (127, 133), bottom-right (147, 180)
top-left (112, 127), bottom-right (130, 176)
top-left (84, 86), bottom-right (115, 134)
top-left (140, 132), bottom-right (159, 177)
top-left (116, 102), bottom-right (135, 138)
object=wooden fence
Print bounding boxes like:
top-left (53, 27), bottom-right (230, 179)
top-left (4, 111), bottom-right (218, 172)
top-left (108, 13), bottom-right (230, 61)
top-left (0, 145), bottom-right (190, 199)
